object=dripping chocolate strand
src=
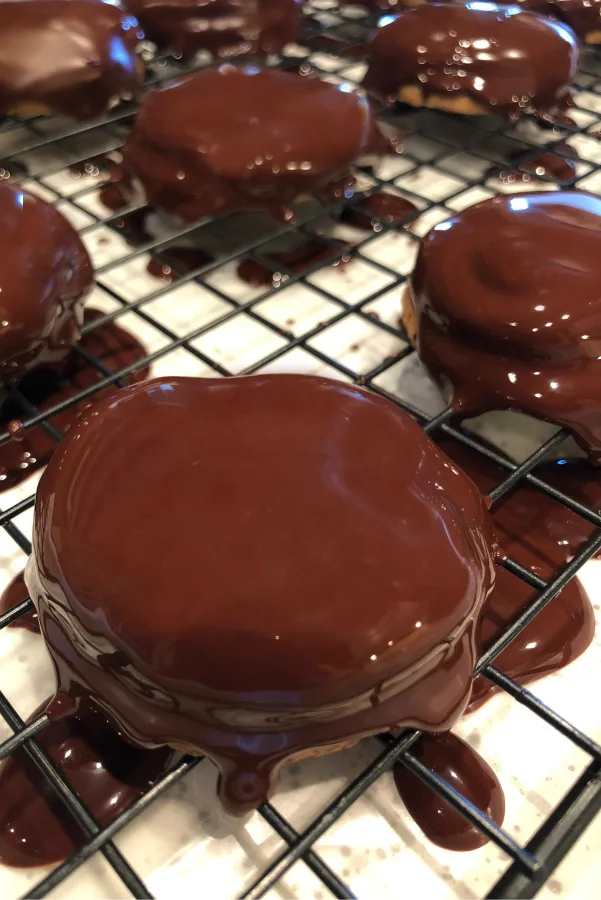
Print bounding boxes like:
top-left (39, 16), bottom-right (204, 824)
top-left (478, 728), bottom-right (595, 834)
top-left (0, 699), bottom-right (175, 868)
top-left (394, 732), bottom-right (505, 851)
top-left (236, 239), bottom-right (350, 287)
top-left (437, 438), bottom-right (596, 709)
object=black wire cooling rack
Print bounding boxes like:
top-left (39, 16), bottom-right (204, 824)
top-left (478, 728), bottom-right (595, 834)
top-left (1, 4), bottom-right (601, 899)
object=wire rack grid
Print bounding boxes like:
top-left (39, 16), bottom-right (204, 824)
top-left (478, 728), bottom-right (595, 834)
top-left (0, 4), bottom-right (601, 899)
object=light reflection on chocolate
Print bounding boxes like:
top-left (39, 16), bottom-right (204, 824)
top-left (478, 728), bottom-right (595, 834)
top-left (394, 731), bottom-right (505, 850)
top-left (27, 374), bottom-right (497, 814)
top-left (0, 699), bottom-right (174, 868)
top-left (123, 64), bottom-right (393, 223)
top-left (363, 3), bottom-right (579, 121)
top-left (0, 0), bottom-right (144, 120)
top-left (409, 192), bottom-right (601, 463)
top-left (0, 183), bottom-right (92, 388)
top-left (437, 439), bottom-right (596, 709)
top-left (124, 0), bottom-right (301, 59)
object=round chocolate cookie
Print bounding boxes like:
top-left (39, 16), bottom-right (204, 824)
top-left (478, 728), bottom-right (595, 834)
top-left (363, 2), bottom-right (579, 120)
top-left (0, 0), bottom-right (144, 120)
top-left (0, 183), bottom-right (92, 385)
top-left (345, 0), bottom-right (601, 43)
top-left (405, 191), bottom-right (601, 463)
top-left (27, 374), bottom-right (497, 813)
top-left (122, 63), bottom-right (388, 223)
top-left (125, 0), bottom-right (301, 59)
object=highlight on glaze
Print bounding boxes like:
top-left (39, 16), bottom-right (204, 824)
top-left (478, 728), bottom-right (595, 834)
top-left (0, 0), bottom-right (144, 120)
top-left (408, 191), bottom-right (601, 463)
top-left (123, 0), bottom-right (301, 59)
top-left (122, 64), bottom-right (393, 223)
top-left (363, 2), bottom-right (578, 121)
top-left (0, 182), bottom-right (92, 387)
top-left (26, 374), bottom-right (497, 814)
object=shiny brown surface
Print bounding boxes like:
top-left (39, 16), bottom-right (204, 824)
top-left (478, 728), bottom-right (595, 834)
top-left (123, 64), bottom-right (389, 223)
top-left (27, 374), bottom-right (497, 814)
top-left (0, 309), bottom-right (149, 492)
top-left (363, 3), bottom-right (579, 120)
top-left (125, 0), bottom-right (300, 59)
top-left (394, 732), bottom-right (505, 850)
top-left (236, 238), bottom-right (350, 287)
top-left (0, 571), bottom-right (38, 632)
top-left (511, 0), bottom-right (601, 43)
top-left (0, 183), bottom-right (92, 386)
top-left (347, 0), bottom-right (601, 42)
top-left (410, 192), bottom-right (601, 463)
top-left (488, 149), bottom-right (577, 185)
top-left (0, 699), bottom-right (174, 868)
top-left (437, 439), bottom-right (596, 709)
top-left (146, 246), bottom-right (213, 283)
top-left (340, 192), bottom-right (419, 230)
top-left (0, 0), bottom-right (144, 120)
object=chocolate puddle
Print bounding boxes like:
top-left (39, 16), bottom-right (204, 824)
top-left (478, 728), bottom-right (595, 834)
top-left (0, 309), bottom-right (149, 492)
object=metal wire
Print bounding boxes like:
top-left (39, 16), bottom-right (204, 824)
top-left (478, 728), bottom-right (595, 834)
top-left (0, 6), bottom-right (599, 899)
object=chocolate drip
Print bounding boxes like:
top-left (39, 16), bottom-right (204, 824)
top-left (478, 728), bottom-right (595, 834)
top-left (488, 151), bottom-right (576, 185)
top-left (110, 208), bottom-right (153, 244)
top-left (437, 439), bottom-right (595, 708)
top-left (530, 459), bottom-right (601, 557)
top-left (125, 0), bottom-right (301, 59)
top-left (146, 246), bottom-right (213, 283)
top-left (27, 375), bottom-right (497, 814)
top-left (410, 191), bottom-right (601, 464)
top-left (69, 151), bottom-right (126, 185)
top-left (123, 64), bottom-right (390, 224)
top-left (363, 3), bottom-right (578, 121)
top-left (0, 309), bottom-right (149, 492)
top-left (340, 193), bottom-right (419, 230)
top-left (394, 732), bottom-right (505, 850)
top-left (0, 0), bottom-right (143, 120)
top-left (0, 571), bottom-right (38, 633)
top-left (99, 182), bottom-right (132, 214)
top-left (236, 239), bottom-right (350, 287)
top-left (0, 699), bottom-right (174, 868)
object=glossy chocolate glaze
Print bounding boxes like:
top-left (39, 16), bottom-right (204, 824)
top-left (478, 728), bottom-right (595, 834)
top-left (0, 571), bottom-right (38, 632)
top-left (146, 246), bottom-right (213, 283)
top-left (488, 147), bottom-right (577, 184)
top-left (340, 192), bottom-right (419, 230)
top-left (236, 238), bottom-right (350, 288)
top-left (0, 183), bottom-right (92, 387)
top-left (0, 309), bottom-right (149, 492)
top-left (437, 439), bottom-right (595, 709)
top-left (0, 0), bottom-right (144, 120)
top-left (125, 0), bottom-right (301, 59)
top-left (512, 0), bottom-right (601, 43)
top-left (27, 374), bottom-right (497, 814)
top-left (345, 0), bottom-right (601, 42)
top-left (0, 699), bottom-right (174, 868)
top-left (394, 731), bottom-right (505, 850)
top-left (363, 3), bottom-right (579, 121)
top-left (410, 192), bottom-right (601, 464)
top-left (532, 458), bottom-right (601, 557)
top-left (123, 64), bottom-right (390, 223)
